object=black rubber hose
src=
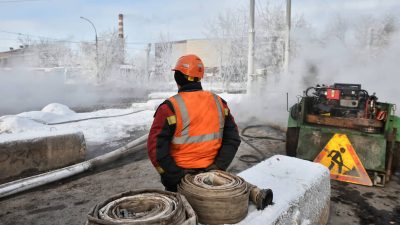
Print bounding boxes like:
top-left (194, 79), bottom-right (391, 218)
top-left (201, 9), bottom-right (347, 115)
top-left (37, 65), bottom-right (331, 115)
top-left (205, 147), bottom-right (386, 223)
top-left (47, 110), bottom-right (146, 125)
top-left (241, 125), bottom-right (286, 142)
top-left (238, 125), bottom-right (286, 164)
top-left (239, 136), bottom-right (265, 163)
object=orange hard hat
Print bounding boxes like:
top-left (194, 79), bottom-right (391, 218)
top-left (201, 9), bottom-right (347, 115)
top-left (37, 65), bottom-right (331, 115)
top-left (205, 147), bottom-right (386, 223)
top-left (172, 54), bottom-right (204, 78)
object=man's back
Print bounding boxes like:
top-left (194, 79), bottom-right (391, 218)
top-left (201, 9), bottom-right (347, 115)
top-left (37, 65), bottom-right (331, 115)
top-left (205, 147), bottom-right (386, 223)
top-left (168, 90), bottom-right (225, 168)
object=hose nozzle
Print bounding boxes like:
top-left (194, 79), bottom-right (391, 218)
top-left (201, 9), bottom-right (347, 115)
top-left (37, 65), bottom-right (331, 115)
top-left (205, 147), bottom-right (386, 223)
top-left (250, 187), bottom-right (273, 210)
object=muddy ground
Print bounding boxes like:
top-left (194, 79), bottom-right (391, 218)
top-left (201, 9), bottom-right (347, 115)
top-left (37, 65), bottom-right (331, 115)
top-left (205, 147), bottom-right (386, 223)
top-left (0, 125), bottom-right (399, 225)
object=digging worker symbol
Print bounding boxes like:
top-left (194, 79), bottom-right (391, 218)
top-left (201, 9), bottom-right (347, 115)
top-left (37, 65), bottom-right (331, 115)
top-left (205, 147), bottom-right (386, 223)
top-left (328, 147), bottom-right (350, 174)
top-left (147, 54), bottom-right (241, 192)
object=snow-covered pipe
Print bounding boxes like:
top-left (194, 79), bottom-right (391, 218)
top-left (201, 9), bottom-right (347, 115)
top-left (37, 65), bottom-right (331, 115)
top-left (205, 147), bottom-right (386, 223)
top-left (0, 134), bottom-right (148, 199)
top-left (0, 162), bottom-right (91, 199)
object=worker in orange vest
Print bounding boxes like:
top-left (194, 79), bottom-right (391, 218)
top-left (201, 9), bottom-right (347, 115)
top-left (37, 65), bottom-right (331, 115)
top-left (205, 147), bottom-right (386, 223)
top-left (147, 54), bottom-right (241, 192)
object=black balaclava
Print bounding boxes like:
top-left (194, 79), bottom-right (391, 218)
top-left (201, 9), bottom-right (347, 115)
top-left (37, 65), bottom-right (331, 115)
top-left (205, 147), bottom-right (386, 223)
top-left (174, 70), bottom-right (199, 86)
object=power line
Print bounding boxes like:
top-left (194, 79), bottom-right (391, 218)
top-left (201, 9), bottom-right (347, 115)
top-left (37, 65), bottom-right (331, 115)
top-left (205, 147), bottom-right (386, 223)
top-left (125, 41), bottom-right (151, 45)
top-left (126, 47), bottom-right (146, 50)
top-left (0, 37), bottom-right (21, 41)
top-left (1, 30), bottom-right (153, 45)
top-left (0, 30), bottom-right (86, 44)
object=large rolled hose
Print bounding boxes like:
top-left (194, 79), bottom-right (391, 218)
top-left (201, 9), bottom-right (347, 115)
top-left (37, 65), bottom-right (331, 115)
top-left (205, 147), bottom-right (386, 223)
top-left (87, 189), bottom-right (197, 225)
top-left (178, 170), bottom-right (249, 224)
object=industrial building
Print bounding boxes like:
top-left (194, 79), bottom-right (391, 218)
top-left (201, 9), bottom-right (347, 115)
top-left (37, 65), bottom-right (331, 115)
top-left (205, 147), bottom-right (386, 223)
top-left (0, 46), bottom-right (31, 68)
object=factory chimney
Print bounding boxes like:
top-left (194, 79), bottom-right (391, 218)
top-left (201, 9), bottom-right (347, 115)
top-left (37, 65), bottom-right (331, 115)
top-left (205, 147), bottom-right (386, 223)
top-left (118, 13), bottom-right (125, 64)
top-left (118, 14), bottom-right (124, 39)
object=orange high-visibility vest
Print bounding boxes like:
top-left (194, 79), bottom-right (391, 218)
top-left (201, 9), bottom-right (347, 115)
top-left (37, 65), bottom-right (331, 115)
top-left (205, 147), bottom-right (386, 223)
top-left (168, 91), bottom-right (225, 169)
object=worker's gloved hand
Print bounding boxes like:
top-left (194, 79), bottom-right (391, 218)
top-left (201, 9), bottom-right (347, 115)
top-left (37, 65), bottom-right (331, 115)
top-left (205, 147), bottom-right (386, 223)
top-left (204, 163), bottom-right (220, 172)
top-left (250, 187), bottom-right (273, 210)
top-left (160, 170), bottom-right (185, 192)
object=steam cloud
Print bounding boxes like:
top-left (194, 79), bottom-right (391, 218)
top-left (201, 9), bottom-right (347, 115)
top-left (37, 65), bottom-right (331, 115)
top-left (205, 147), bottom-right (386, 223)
top-left (230, 13), bottom-right (400, 126)
top-left (0, 70), bottom-right (148, 116)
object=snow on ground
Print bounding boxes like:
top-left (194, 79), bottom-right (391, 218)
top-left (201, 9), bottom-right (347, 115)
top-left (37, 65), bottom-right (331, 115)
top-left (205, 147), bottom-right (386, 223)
top-left (0, 130), bottom-right (81, 144)
top-left (0, 116), bottom-right (44, 134)
top-left (131, 99), bottom-right (164, 111)
top-left (0, 103), bottom-right (154, 145)
top-left (148, 92), bottom-right (177, 100)
top-left (0, 92), bottom-right (246, 147)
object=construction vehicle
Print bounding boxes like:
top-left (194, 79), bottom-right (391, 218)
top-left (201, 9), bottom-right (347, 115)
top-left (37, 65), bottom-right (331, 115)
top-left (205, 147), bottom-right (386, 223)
top-left (286, 83), bottom-right (400, 186)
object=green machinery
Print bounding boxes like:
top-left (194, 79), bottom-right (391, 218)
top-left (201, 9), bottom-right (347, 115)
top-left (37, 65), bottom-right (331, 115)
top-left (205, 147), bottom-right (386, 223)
top-left (286, 83), bottom-right (400, 186)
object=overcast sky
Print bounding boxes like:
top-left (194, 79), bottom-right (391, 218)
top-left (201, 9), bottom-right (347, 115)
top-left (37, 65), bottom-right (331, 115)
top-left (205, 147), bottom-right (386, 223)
top-left (0, 0), bottom-right (399, 52)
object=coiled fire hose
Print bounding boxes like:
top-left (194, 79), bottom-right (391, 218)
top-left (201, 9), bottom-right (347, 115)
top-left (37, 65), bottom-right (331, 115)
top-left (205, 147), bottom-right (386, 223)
top-left (178, 170), bottom-right (273, 224)
top-left (86, 189), bottom-right (197, 225)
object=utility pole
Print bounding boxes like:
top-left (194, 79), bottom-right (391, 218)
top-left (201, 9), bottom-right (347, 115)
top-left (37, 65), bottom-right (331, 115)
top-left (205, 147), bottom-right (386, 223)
top-left (284, 0), bottom-right (291, 73)
top-left (367, 28), bottom-right (374, 51)
top-left (247, 0), bottom-right (255, 93)
top-left (145, 43), bottom-right (151, 80)
top-left (80, 16), bottom-right (99, 82)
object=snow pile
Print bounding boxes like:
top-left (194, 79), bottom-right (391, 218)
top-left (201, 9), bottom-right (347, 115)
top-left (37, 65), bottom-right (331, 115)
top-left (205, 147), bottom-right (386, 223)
top-left (15, 103), bottom-right (148, 125)
top-left (41, 103), bottom-right (76, 115)
top-left (0, 103), bottom-right (155, 146)
top-left (0, 130), bottom-right (80, 144)
top-left (148, 92), bottom-right (176, 100)
top-left (16, 103), bottom-right (76, 124)
top-left (131, 99), bottom-right (164, 111)
top-left (238, 155), bottom-right (330, 225)
top-left (0, 116), bottom-right (43, 134)
top-left (17, 111), bottom-right (63, 124)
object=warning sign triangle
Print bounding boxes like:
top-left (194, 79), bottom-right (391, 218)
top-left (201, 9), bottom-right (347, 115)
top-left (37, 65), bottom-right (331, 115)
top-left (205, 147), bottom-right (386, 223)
top-left (314, 133), bottom-right (372, 186)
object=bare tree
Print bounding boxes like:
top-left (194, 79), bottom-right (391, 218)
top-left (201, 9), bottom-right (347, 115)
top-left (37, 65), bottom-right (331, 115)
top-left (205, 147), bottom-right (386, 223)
top-left (17, 37), bottom-right (75, 68)
top-left (205, 8), bottom-right (248, 89)
top-left (153, 33), bottom-right (173, 83)
top-left (254, 2), bottom-right (286, 73)
top-left (80, 29), bottom-right (125, 82)
top-left (353, 14), bottom-right (398, 51)
top-left (323, 15), bottom-right (349, 43)
top-left (205, 1), bottom-right (295, 87)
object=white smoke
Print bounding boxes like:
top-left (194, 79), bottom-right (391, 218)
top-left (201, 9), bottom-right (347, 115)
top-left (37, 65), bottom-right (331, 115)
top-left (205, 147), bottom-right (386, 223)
top-left (0, 69), bottom-right (149, 116)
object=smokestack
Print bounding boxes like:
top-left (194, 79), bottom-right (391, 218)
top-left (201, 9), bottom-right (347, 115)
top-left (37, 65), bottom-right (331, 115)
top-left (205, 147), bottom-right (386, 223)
top-left (118, 13), bottom-right (125, 64)
top-left (118, 14), bottom-right (124, 39)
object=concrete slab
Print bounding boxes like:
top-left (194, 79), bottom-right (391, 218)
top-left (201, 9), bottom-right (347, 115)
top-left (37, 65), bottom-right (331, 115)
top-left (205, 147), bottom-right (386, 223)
top-left (238, 155), bottom-right (331, 225)
top-left (0, 131), bottom-right (86, 183)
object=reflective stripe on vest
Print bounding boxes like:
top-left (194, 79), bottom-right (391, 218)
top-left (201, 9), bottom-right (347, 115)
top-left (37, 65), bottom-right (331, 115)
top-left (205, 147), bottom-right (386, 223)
top-left (171, 92), bottom-right (224, 144)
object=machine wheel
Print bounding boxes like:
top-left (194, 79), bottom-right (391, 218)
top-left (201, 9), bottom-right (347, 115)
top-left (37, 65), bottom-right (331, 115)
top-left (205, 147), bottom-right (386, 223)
top-left (393, 142), bottom-right (400, 174)
top-left (384, 141), bottom-right (400, 183)
top-left (286, 127), bottom-right (300, 157)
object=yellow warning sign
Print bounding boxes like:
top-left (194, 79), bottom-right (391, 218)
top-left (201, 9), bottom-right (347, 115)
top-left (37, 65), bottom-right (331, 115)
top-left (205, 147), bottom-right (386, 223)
top-left (314, 133), bottom-right (372, 186)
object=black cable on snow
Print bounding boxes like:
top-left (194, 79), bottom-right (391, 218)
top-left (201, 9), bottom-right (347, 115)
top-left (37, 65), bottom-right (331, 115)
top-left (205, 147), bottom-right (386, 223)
top-left (23, 109), bottom-right (147, 125)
